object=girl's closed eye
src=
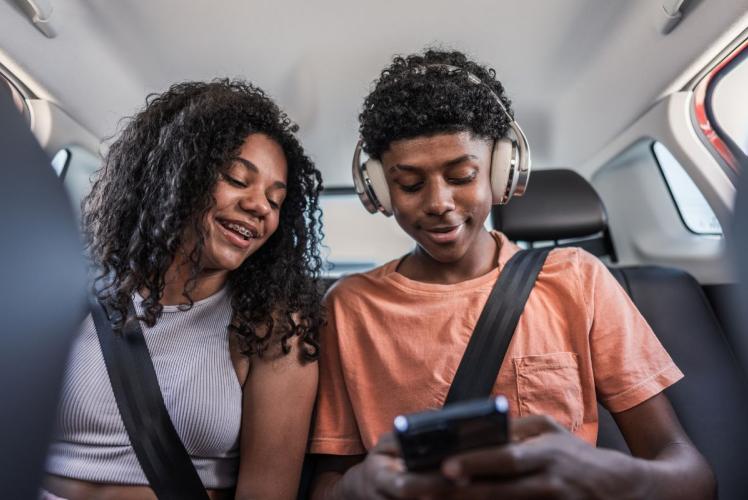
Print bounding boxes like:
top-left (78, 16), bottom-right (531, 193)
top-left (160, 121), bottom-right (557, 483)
top-left (222, 172), bottom-right (248, 188)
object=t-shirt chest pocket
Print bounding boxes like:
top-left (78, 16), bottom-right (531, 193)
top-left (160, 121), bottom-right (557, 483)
top-left (513, 352), bottom-right (583, 432)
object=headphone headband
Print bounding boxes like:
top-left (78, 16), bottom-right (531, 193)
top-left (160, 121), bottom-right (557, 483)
top-left (417, 64), bottom-right (531, 195)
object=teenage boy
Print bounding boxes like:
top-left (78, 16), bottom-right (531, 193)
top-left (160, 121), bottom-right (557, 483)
top-left (310, 49), bottom-right (714, 499)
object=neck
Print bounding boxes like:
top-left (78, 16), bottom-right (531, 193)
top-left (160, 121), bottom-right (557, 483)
top-left (399, 229), bottom-right (499, 284)
top-left (143, 256), bottom-right (229, 306)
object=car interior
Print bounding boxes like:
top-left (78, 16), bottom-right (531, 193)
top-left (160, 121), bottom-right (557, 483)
top-left (1, 0), bottom-right (748, 498)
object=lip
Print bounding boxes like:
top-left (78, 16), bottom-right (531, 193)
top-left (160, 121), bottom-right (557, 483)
top-left (422, 223), bottom-right (463, 244)
top-left (215, 218), bottom-right (261, 249)
top-left (218, 217), bottom-right (262, 237)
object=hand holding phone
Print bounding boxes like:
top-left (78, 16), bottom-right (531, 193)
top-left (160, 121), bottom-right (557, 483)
top-left (393, 396), bottom-right (509, 471)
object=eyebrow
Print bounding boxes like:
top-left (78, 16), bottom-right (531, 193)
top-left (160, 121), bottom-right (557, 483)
top-left (389, 154), bottom-right (479, 173)
top-left (233, 157), bottom-right (287, 190)
top-left (444, 154), bottom-right (479, 167)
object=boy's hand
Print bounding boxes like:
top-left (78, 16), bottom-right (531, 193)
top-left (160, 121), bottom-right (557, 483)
top-left (439, 415), bottom-right (648, 499)
top-left (341, 433), bottom-right (452, 500)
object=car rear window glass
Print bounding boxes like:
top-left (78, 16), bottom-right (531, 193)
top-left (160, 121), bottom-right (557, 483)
top-left (319, 191), bottom-right (413, 277)
top-left (54, 145), bottom-right (100, 220)
top-left (652, 142), bottom-right (723, 235)
top-left (708, 43), bottom-right (748, 169)
top-left (51, 148), bottom-right (70, 177)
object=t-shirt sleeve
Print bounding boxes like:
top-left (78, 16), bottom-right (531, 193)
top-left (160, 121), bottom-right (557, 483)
top-left (309, 287), bottom-right (367, 455)
top-left (579, 250), bottom-right (683, 413)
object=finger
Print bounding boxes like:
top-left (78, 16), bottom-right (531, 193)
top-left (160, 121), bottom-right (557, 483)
top-left (370, 452), bottom-right (406, 473)
top-left (358, 455), bottom-right (404, 500)
top-left (373, 465), bottom-right (452, 498)
top-left (510, 414), bottom-right (566, 442)
top-left (373, 432), bottom-right (400, 456)
top-left (441, 443), bottom-right (547, 480)
top-left (439, 475), bottom-right (565, 500)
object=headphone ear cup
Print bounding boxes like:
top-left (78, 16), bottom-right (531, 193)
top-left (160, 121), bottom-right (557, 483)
top-left (363, 158), bottom-right (392, 215)
top-left (491, 137), bottom-right (515, 205)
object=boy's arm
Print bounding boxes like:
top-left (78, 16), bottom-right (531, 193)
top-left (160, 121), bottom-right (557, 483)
top-left (612, 394), bottom-right (715, 499)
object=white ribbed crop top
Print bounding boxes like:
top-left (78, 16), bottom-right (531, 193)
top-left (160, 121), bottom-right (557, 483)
top-left (46, 287), bottom-right (242, 488)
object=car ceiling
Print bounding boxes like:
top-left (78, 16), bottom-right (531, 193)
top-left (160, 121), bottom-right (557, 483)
top-left (1, 0), bottom-right (747, 186)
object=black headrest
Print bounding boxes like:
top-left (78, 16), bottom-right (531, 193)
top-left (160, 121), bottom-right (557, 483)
top-left (492, 169), bottom-right (608, 241)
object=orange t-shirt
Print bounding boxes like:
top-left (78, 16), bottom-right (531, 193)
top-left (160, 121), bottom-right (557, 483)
top-left (310, 231), bottom-right (683, 455)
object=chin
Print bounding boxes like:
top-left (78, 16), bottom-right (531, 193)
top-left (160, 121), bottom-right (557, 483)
top-left (204, 249), bottom-right (251, 272)
top-left (220, 260), bottom-right (246, 272)
top-left (418, 241), bottom-right (467, 264)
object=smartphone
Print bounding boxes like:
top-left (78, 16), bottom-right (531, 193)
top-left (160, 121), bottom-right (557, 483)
top-left (393, 396), bottom-right (509, 471)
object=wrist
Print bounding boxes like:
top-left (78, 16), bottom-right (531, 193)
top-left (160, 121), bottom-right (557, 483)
top-left (622, 452), bottom-right (715, 500)
top-left (583, 449), bottom-right (655, 500)
top-left (624, 456), bottom-right (658, 500)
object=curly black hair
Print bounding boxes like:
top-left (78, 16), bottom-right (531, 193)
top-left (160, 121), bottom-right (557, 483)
top-left (360, 49), bottom-right (513, 159)
top-left (83, 79), bottom-right (323, 361)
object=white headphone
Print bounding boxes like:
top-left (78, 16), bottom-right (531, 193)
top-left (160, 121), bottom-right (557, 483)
top-left (352, 64), bottom-right (531, 216)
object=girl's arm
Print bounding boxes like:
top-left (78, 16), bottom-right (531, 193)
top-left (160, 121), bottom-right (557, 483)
top-left (234, 335), bottom-right (318, 500)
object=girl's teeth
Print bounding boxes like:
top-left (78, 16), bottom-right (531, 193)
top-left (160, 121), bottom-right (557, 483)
top-left (227, 223), bottom-right (251, 238)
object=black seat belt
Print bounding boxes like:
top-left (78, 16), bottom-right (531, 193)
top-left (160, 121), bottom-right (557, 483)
top-left (89, 294), bottom-right (210, 500)
top-left (445, 248), bottom-right (550, 405)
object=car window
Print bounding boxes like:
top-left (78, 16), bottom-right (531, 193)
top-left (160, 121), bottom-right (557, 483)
top-left (693, 38), bottom-right (748, 177)
top-left (319, 189), bottom-right (498, 277)
top-left (709, 43), bottom-right (748, 164)
top-left (53, 145), bottom-right (100, 220)
top-left (319, 190), bottom-right (413, 277)
top-left (652, 141), bottom-right (723, 235)
top-left (50, 148), bottom-right (70, 177)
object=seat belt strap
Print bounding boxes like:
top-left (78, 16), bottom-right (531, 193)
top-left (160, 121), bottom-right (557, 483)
top-left (90, 294), bottom-right (210, 500)
top-left (445, 248), bottom-right (550, 405)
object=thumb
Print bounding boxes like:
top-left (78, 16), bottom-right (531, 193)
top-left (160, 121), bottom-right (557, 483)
top-left (511, 414), bottom-right (566, 442)
top-left (372, 432), bottom-right (400, 456)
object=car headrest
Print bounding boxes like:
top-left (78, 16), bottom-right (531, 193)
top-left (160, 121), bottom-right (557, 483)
top-left (492, 168), bottom-right (609, 242)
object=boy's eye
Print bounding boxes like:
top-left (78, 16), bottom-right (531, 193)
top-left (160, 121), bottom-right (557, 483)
top-left (399, 182), bottom-right (423, 193)
top-left (449, 173), bottom-right (477, 185)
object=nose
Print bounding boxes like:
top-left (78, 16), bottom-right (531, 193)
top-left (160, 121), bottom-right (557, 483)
top-left (238, 185), bottom-right (271, 218)
top-left (424, 179), bottom-right (455, 216)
